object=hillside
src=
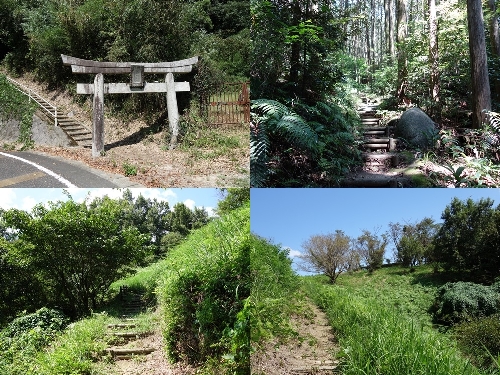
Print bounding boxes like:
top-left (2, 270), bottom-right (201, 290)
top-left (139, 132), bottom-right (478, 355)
top-left (251, 262), bottom-right (500, 375)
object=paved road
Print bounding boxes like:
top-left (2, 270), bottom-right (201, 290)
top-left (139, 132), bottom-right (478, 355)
top-left (0, 151), bottom-right (144, 188)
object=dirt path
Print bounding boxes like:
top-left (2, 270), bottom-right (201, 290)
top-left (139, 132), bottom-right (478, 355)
top-left (251, 299), bottom-right (339, 375)
top-left (104, 329), bottom-right (198, 375)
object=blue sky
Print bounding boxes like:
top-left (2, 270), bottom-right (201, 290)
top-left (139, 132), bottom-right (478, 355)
top-left (0, 188), bottom-right (221, 215)
top-left (251, 189), bottom-right (500, 272)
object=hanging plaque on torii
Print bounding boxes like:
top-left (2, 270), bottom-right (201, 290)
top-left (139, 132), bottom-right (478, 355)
top-left (61, 54), bottom-right (198, 157)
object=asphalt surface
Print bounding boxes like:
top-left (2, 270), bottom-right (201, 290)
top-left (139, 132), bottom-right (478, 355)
top-left (0, 151), bottom-right (144, 188)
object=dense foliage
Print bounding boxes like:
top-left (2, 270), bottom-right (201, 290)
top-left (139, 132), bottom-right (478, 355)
top-left (158, 204), bottom-right (250, 374)
top-left (0, 312), bottom-right (114, 375)
top-left (454, 313), bottom-right (500, 369)
top-left (0, 190), bottom-right (210, 324)
top-left (0, 0), bottom-right (249, 123)
top-left (250, 0), bottom-right (362, 187)
top-left (2, 197), bottom-right (148, 319)
top-left (432, 282), bottom-right (500, 325)
top-left (432, 197), bottom-right (500, 282)
top-left (0, 74), bottom-right (35, 148)
top-left (249, 235), bottom-right (299, 344)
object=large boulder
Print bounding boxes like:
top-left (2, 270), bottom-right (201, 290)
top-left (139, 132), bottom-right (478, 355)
top-left (395, 107), bottom-right (437, 148)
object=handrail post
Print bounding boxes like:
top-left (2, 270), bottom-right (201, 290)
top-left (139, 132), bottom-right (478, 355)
top-left (55, 107), bottom-right (58, 127)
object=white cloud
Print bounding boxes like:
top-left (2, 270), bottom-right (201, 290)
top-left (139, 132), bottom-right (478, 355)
top-left (184, 199), bottom-right (196, 210)
top-left (284, 247), bottom-right (302, 258)
top-left (21, 197), bottom-right (37, 212)
top-left (205, 206), bottom-right (216, 217)
top-left (0, 189), bottom-right (16, 209)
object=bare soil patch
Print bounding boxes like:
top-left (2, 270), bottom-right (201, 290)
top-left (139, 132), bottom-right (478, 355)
top-left (251, 299), bottom-right (340, 375)
top-left (6, 72), bottom-right (249, 187)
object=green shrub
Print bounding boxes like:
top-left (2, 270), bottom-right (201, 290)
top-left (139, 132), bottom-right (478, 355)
top-left (0, 74), bottom-right (36, 149)
top-left (34, 313), bottom-right (112, 375)
top-left (3, 308), bottom-right (68, 338)
top-left (432, 282), bottom-right (500, 325)
top-left (249, 235), bottom-right (299, 343)
top-left (454, 314), bottom-right (500, 370)
top-left (158, 204), bottom-right (250, 373)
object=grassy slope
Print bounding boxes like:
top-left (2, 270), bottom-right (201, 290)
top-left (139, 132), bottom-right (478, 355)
top-left (303, 265), bottom-right (488, 375)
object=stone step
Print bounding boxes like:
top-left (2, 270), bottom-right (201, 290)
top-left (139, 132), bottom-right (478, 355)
top-left (72, 135), bottom-right (93, 141)
top-left (66, 130), bottom-right (92, 136)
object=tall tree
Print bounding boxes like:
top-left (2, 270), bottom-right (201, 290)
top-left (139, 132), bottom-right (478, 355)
top-left (384, 0), bottom-right (392, 57)
top-left (467, 0), bottom-right (491, 128)
top-left (432, 198), bottom-right (500, 282)
top-left (3, 198), bottom-right (147, 318)
top-left (488, 0), bottom-right (500, 101)
top-left (355, 229), bottom-right (387, 272)
top-left (396, 0), bottom-right (408, 100)
top-left (300, 230), bottom-right (351, 283)
top-left (428, 0), bottom-right (440, 116)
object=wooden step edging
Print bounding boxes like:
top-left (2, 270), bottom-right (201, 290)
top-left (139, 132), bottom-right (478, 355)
top-left (107, 323), bottom-right (137, 329)
top-left (291, 366), bottom-right (338, 374)
top-left (105, 348), bottom-right (155, 356)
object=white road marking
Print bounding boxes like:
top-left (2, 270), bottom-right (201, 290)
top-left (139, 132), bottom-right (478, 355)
top-left (0, 152), bottom-right (77, 188)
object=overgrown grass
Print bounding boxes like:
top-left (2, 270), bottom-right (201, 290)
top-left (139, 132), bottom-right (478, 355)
top-left (303, 275), bottom-right (483, 375)
top-left (332, 265), bottom-right (441, 327)
top-left (0, 312), bottom-right (116, 375)
top-left (249, 235), bottom-right (300, 345)
top-left (109, 261), bottom-right (166, 305)
top-left (157, 204), bottom-right (250, 374)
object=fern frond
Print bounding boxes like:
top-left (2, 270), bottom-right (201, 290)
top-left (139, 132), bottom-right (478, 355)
top-left (250, 98), bottom-right (319, 186)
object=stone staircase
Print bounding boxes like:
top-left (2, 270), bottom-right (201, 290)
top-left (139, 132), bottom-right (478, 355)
top-left (6, 76), bottom-right (93, 147)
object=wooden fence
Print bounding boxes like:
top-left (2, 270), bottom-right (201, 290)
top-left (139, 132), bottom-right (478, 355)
top-left (201, 82), bottom-right (250, 125)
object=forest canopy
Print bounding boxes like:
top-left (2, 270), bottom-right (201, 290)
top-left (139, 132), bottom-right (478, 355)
top-left (0, 0), bottom-right (250, 95)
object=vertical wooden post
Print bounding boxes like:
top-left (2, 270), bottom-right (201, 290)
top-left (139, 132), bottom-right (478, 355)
top-left (92, 73), bottom-right (105, 157)
top-left (165, 72), bottom-right (179, 148)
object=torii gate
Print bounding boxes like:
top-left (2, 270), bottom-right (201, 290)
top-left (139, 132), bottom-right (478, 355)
top-left (61, 54), bottom-right (198, 157)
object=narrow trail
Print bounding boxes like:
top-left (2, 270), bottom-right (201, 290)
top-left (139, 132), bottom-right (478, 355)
top-left (341, 97), bottom-right (417, 187)
top-left (251, 298), bottom-right (339, 375)
top-left (102, 287), bottom-right (197, 375)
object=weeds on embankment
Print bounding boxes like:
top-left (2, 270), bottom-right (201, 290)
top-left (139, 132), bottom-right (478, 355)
top-left (303, 276), bottom-right (484, 375)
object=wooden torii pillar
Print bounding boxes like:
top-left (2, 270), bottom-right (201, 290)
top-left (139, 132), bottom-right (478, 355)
top-left (61, 54), bottom-right (198, 157)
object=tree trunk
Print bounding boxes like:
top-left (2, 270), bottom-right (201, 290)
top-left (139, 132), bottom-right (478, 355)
top-left (467, 0), bottom-right (491, 128)
top-left (390, 0), bottom-right (396, 58)
top-left (397, 0), bottom-right (408, 100)
top-left (488, 0), bottom-right (500, 101)
top-left (290, 0), bottom-right (301, 85)
top-left (385, 0), bottom-right (391, 57)
top-left (428, 0), bottom-right (440, 117)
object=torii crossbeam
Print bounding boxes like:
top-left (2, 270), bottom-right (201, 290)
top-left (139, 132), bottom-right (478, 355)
top-left (62, 54), bottom-right (198, 157)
